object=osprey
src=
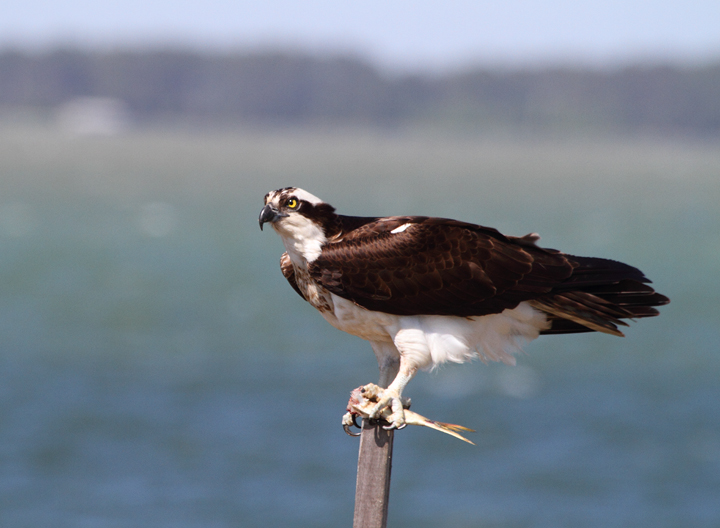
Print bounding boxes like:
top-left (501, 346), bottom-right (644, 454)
top-left (259, 187), bottom-right (669, 431)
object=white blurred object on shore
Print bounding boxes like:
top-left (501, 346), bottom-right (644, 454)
top-left (56, 97), bottom-right (130, 135)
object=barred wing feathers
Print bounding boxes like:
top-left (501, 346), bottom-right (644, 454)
top-left (305, 216), bottom-right (668, 336)
top-left (309, 217), bottom-right (572, 317)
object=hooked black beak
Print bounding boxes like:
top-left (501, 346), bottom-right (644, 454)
top-left (259, 204), bottom-right (281, 230)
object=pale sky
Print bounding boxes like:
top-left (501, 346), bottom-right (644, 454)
top-left (3, 0), bottom-right (720, 71)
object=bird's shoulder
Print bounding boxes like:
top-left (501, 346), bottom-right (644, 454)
top-left (333, 215), bottom-right (508, 243)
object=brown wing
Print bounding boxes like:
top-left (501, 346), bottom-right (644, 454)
top-left (280, 252), bottom-right (305, 300)
top-left (309, 217), bottom-right (577, 317)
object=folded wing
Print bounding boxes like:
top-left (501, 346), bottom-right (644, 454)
top-left (302, 216), bottom-right (668, 335)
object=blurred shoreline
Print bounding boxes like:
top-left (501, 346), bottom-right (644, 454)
top-left (1, 120), bottom-right (718, 204)
top-left (1, 48), bottom-right (719, 138)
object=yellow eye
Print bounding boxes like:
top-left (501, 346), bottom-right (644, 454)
top-left (287, 198), bottom-right (298, 209)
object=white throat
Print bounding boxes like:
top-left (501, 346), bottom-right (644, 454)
top-left (274, 214), bottom-right (327, 265)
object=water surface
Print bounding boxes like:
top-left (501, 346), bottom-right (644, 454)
top-left (0, 126), bottom-right (718, 527)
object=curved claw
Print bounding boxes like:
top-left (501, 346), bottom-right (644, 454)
top-left (343, 423), bottom-right (361, 437)
top-left (383, 422), bottom-right (407, 431)
top-left (343, 414), bottom-right (362, 437)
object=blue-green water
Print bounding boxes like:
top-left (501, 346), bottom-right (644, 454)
top-left (0, 127), bottom-right (719, 527)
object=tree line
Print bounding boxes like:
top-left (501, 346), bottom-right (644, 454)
top-left (1, 48), bottom-right (719, 135)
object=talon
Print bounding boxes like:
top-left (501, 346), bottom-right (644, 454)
top-left (342, 411), bottom-right (361, 437)
top-left (381, 409), bottom-right (406, 430)
top-left (344, 422), bottom-right (361, 437)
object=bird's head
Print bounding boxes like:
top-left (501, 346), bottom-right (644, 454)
top-left (259, 187), bottom-right (337, 262)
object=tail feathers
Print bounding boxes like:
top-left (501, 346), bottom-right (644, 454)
top-left (558, 256), bottom-right (650, 288)
top-left (534, 276), bottom-right (670, 336)
top-left (531, 293), bottom-right (628, 337)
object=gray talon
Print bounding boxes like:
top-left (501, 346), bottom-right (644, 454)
top-left (343, 413), bottom-right (362, 437)
top-left (344, 423), bottom-right (361, 437)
